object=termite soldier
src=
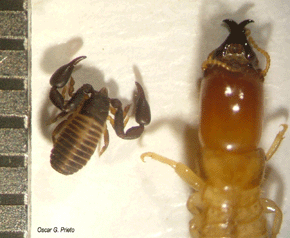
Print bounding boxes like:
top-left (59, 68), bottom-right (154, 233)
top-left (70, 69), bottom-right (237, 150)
top-left (142, 20), bottom-right (287, 238)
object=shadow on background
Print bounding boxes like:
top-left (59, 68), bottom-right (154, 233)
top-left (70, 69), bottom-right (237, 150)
top-left (142, 1), bottom-right (286, 212)
top-left (39, 37), bottom-right (149, 143)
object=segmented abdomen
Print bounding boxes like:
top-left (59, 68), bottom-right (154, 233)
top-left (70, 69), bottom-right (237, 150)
top-left (188, 187), bottom-right (268, 238)
top-left (50, 114), bottom-right (105, 175)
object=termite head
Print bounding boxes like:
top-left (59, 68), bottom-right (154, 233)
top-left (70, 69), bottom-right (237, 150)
top-left (212, 19), bottom-right (258, 69)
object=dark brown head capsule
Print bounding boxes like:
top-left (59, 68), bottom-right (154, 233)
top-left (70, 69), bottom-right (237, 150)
top-left (212, 19), bottom-right (258, 69)
top-left (200, 19), bottom-right (266, 154)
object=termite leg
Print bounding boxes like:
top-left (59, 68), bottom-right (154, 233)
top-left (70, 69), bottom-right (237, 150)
top-left (266, 124), bottom-right (288, 161)
top-left (260, 198), bottom-right (282, 238)
top-left (110, 82), bottom-right (151, 139)
top-left (141, 152), bottom-right (205, 191)
top-left (99, 124), bottom-right (109, 156)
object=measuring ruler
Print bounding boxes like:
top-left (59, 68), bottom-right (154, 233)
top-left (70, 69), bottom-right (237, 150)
top-left (0, 0), bottom-right (30, 237)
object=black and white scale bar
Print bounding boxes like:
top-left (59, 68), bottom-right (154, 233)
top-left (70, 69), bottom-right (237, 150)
top-left (0, 77), bottom-right (25, 90)
top-left (0, 232), bottom-right (26, 238)
top-left (0, 116), bottom-right (26, 128)
top-left (0, 155), bottom-right (26, 168)
top-left (0, 39), bottom-right (25, 51)
top-left (0, 0), bottom-right (25, 11)
top-left (0, 0), bottom-right (29, 237)
top-left (0, 194), bottom-right (25, 205)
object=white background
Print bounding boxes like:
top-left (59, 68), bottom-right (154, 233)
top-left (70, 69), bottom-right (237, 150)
top-left (31, 0), bottom-right (290, 237)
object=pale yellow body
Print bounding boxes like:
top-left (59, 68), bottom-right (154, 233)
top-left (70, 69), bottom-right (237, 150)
top-left (188, 186), bottom-right (267, 237)
top-left (141, 124), bottom-right (287, 238)
top-left (141, 20), bottom-right (287, 237)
